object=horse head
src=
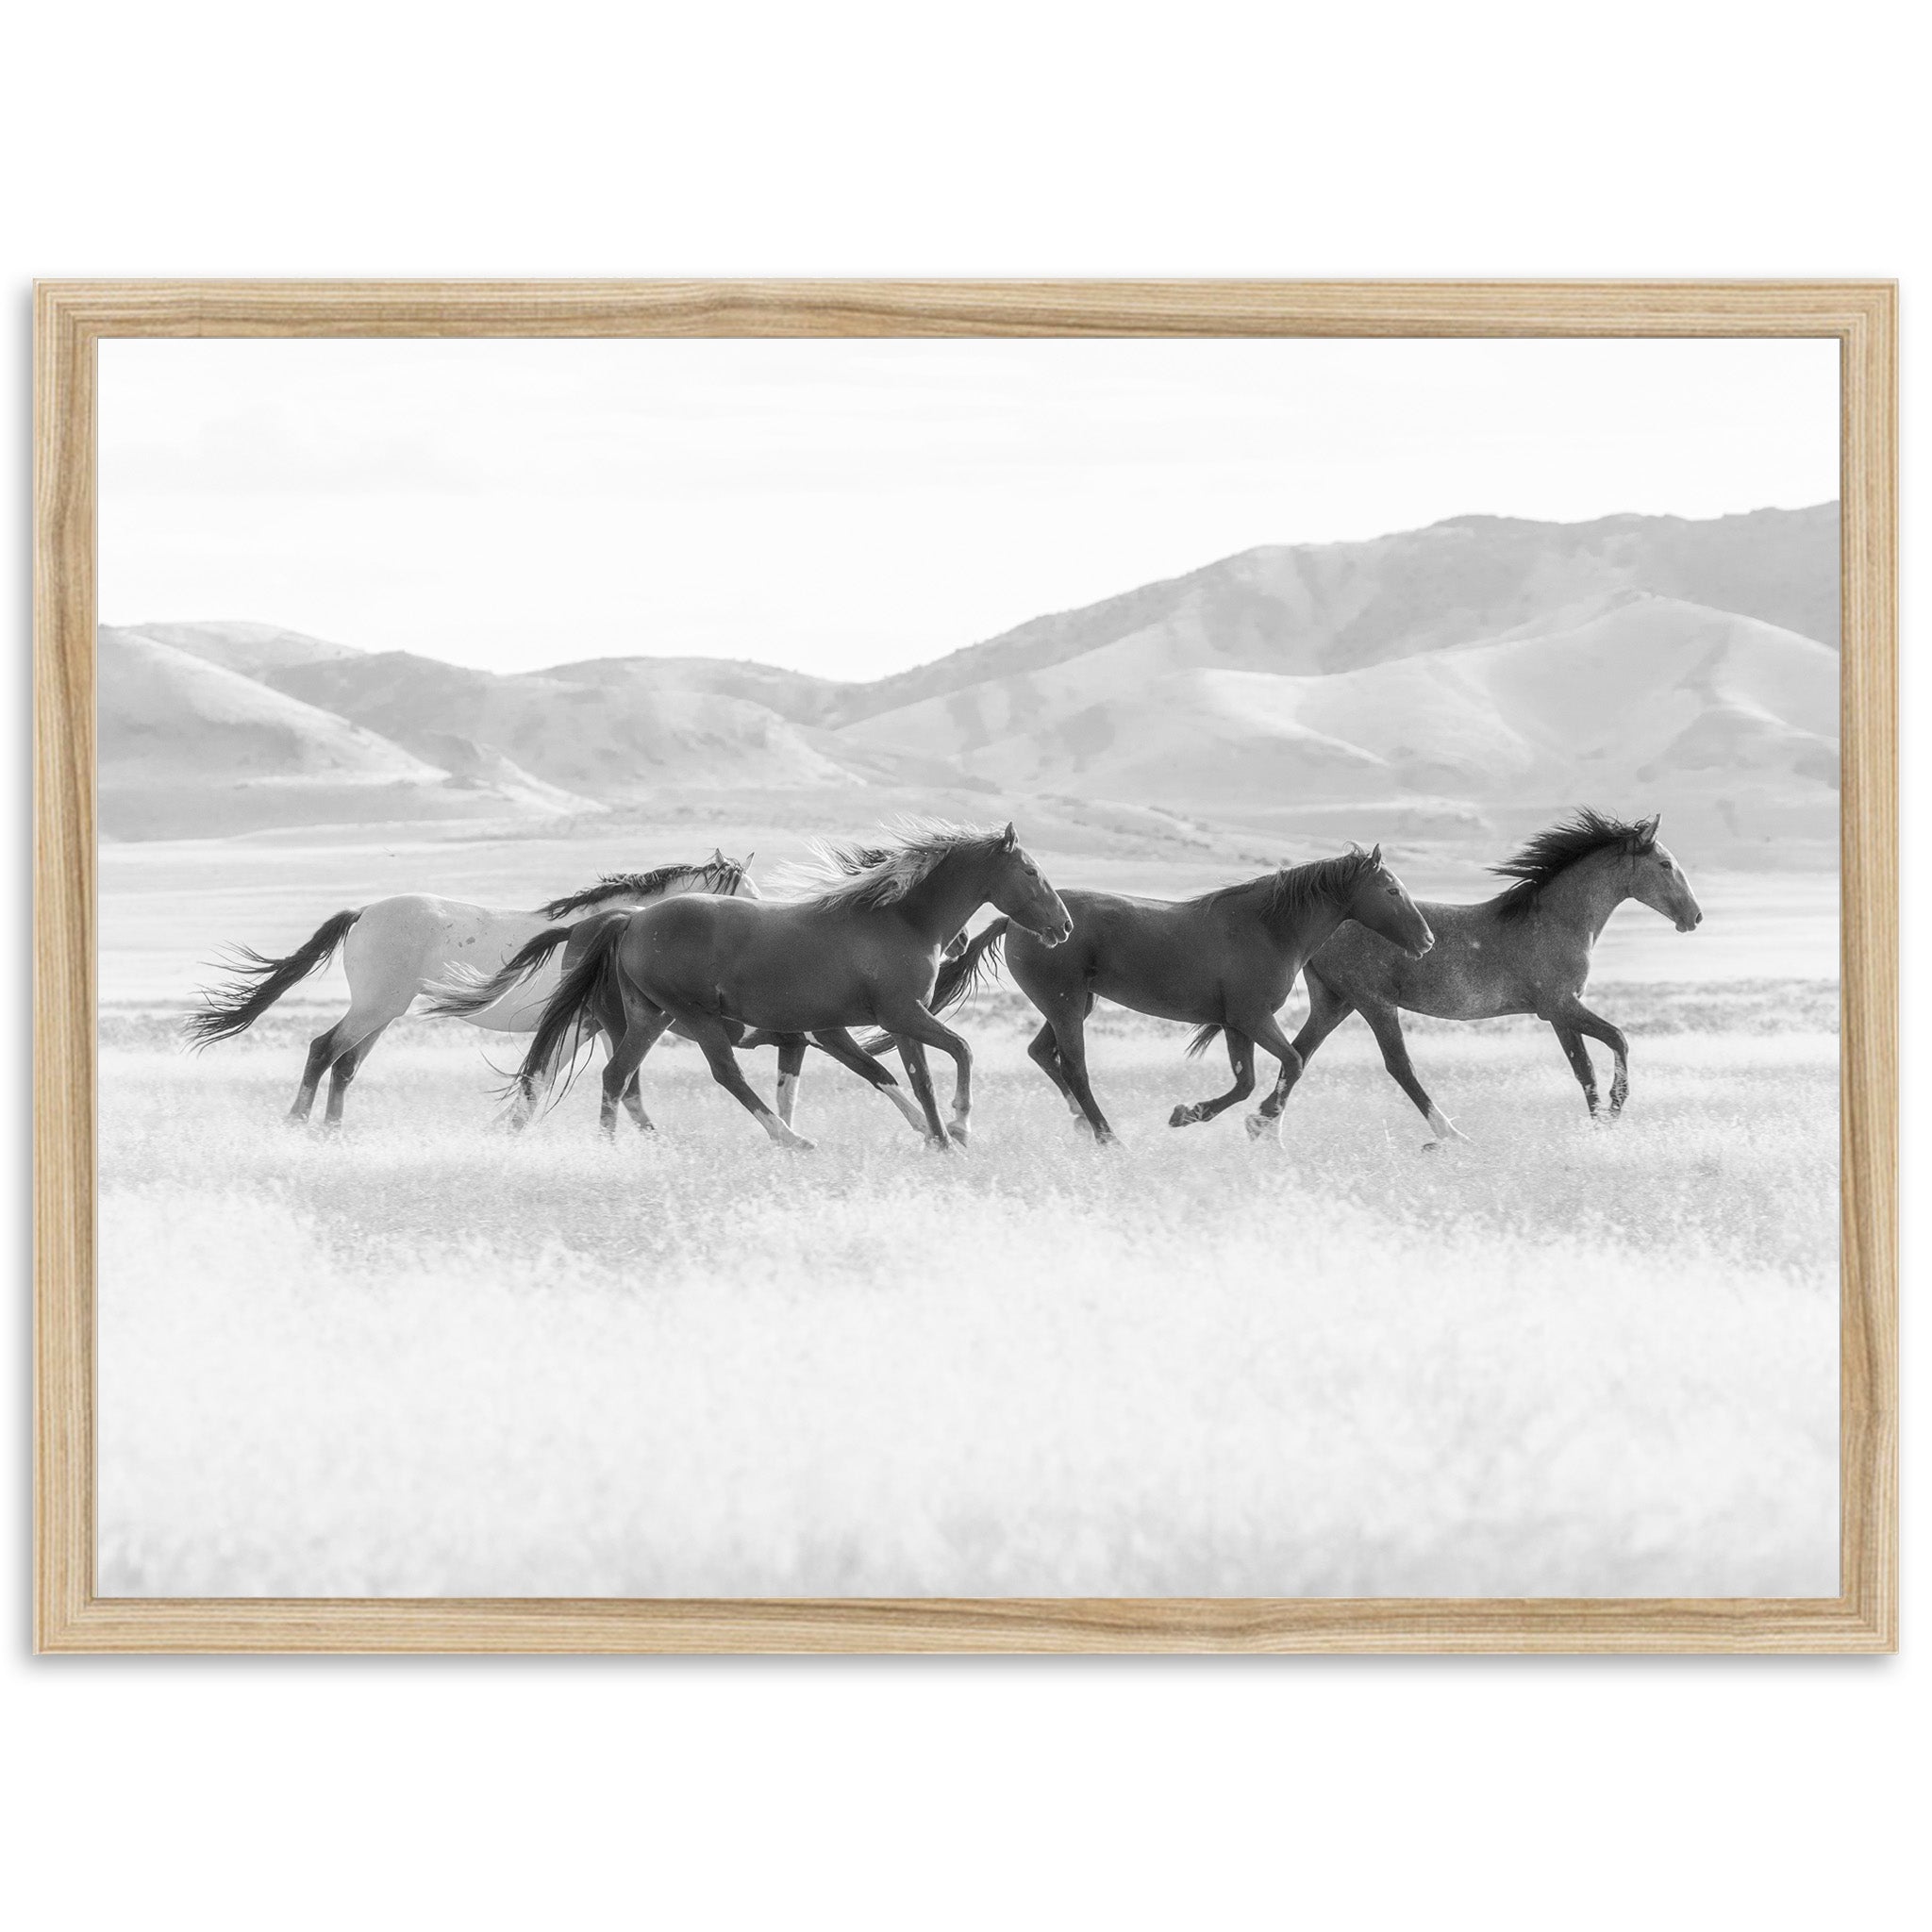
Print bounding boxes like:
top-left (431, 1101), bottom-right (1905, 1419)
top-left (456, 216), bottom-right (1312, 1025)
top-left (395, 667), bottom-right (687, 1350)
top-left (987, 823), bottom-right (1074, 946)
top-left (708, 849), bottom-right (761, 900)
top-left (1345, 844), bottom-right (1434, 958)
top-left (1625, 819), bottom-right (1702, 932)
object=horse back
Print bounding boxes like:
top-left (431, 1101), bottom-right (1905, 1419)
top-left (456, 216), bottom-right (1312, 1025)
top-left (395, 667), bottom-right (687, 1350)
top-left (617, 893), bottom-right (931, 1030)
top-left (1309, 899), bottom-right (1574, 1021)
top-left (1009, 887), bottom-right (1290, 1023)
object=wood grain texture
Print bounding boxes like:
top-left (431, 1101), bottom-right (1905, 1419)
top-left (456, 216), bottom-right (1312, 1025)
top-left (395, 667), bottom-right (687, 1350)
top-left (32, 280), bottom-right (1898, 1655)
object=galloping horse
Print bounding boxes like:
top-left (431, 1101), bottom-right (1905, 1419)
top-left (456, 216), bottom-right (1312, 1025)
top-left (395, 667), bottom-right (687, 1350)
top-left (186, 852), bottom-right (756, 1126)
top-left (1276, 809), bottom-right (1703, 1142)
top-left (467, 822), bottom-right (1071, 1150)
top-left (433, 910), bottom-right (974, 1135)
top-left (920, 845), bottom-right (1433, 1144)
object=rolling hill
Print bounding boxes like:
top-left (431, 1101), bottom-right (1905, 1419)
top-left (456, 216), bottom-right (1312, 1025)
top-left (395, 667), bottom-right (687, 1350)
top-left (112, 619), bottom-right (363, 680)
top-left (839, 597), bottom-right (1836, 855)
top-left (97, 627), bottom-right (600, 839)
top-left (267, 651), bottom-right (882, 798)
top-left (829, 502), bottom-right (1840, 726)
top-left (98, 504), bottom-right (1840, 858)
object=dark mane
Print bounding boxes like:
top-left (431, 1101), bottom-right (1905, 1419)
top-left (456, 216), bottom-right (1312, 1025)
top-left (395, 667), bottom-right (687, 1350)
top-left (1204, 847), bottom-right (1380, 927)
top-left (1487, 809), bottom-right (1658, 921)
top-left (539, 859), bottom-right (738, 920)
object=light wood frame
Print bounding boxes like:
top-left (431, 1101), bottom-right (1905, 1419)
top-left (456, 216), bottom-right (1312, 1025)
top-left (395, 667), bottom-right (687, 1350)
top-left (35, 280), bottom-right (1897, 1654)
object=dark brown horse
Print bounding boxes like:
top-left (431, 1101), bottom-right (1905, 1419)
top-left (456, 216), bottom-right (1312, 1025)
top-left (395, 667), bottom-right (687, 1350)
top-left (924, 846), bottom-right (1433, 1144)
top-left (430, 914), bottom-right (972, 1139)
top-left (1275, 809), bottom-right (1703, 1143)
top-left (455, 823), bottom-right (1071, 1150)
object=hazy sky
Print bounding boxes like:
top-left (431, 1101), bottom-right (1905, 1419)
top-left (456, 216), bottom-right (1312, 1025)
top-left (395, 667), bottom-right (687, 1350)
top-left (100, 337), bottom-right (1840, 683)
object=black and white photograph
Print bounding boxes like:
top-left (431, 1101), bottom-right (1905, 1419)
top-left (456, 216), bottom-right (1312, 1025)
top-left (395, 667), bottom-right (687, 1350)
top-left (93, 333), bottom-right (1842, 1601)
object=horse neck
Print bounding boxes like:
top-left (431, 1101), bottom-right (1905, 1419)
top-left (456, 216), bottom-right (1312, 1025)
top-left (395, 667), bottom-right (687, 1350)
top-left (891, 850), bottom-right (991, 945)
top-left (1532, 850), bottom-right (1630, 941)
top-left (1240, 873), bottom-right (1351, 960)
top-left (1277, 886), bottom-right (1354, 960)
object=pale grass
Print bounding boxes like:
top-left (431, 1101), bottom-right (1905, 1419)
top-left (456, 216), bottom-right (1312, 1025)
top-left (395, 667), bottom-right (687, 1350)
top-left (96, 1014), bottom-right (1839, 1599)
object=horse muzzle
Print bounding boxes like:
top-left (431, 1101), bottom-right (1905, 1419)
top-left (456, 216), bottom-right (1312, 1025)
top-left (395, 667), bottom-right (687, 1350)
top-left (1408, 926), bottom-right (1436, 958)
top-left (1676, 912), bottom-right (1703, 933)
top-left (1034, 919), bottom-right (1074, 948)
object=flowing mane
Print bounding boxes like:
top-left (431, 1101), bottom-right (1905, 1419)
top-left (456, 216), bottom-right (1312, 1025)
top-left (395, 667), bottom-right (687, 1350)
top-left (539, 857), bottom-right (743, 920)
top-left (780, 819), bottom-right (1004, 911)
top-left (1487, 808), bottom-right (1658, 921)
top-left (1205, 847), bottom-right (1381, 927)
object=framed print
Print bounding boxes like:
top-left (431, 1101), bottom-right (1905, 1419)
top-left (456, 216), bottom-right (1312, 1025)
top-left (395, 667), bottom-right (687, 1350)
top-left (34, 280), bottom-right (1896, 1653)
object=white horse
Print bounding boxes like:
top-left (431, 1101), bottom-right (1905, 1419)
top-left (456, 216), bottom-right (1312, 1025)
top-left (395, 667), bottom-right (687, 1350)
top-left (188, 851), bottom-right (757, 1126)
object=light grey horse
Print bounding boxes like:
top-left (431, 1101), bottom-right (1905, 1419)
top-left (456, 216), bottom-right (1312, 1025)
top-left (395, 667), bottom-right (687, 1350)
top-left (187, 852), bottom-right (756, 1126)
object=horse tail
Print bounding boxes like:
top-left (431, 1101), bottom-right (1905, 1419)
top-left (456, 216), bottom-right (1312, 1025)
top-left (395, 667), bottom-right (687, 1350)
top-left (185, 908), bottom-right (361, 1050)
top-left (421, 924), bottom-right (576, 1020)
top-left (933, 918), bottom-right (1008, 1016)
top-left (859, 918), bottom-right (1008, 1056)
top-left (512, 913), bottom-right (630, 1099)
top-left (1185, 1023), bottom-right (1224, 1059)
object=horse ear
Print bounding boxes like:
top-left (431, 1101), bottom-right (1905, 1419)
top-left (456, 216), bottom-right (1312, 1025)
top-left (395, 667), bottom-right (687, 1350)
top-left (1370, 843), bottom-right (1383, 864)
top-left (1001, 822), bottom-right (1017, 850)
top-left (710, 846), bottom-right (724, 862)
top-left (1639, 814), bottom-right (1660, 845)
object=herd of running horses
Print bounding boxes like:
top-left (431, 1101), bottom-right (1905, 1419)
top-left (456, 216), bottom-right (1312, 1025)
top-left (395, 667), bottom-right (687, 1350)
top-left (189, 807), bottom-right (1704, 1152)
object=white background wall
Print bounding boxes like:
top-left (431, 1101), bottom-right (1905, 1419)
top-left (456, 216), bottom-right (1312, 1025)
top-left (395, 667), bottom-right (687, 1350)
top-left (2, 5), bottom-right (1920, 1925)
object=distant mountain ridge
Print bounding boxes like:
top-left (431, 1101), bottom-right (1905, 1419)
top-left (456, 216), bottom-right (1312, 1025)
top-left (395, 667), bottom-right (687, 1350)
top-left (115, 619), bottom-right (363, 680)
top-left (828, 503), bottom-right (1838, 728)
top-left (97, 503), bottom-right (1840, 853)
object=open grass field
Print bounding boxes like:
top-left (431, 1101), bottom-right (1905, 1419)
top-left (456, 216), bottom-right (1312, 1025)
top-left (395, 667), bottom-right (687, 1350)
top-left (96, 971), bottom-right (1840, 1599)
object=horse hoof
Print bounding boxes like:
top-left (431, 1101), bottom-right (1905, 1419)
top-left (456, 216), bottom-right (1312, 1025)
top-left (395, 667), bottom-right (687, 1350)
top-left (779, 1135), bottom-right (816, 1153)
top-left (949, 1123), bottom-right (972, 1148)
top-left (1243, 1114), bottom-right (1273, 1141)
top-left (1168, 1106), bottom-right (1194, 1128)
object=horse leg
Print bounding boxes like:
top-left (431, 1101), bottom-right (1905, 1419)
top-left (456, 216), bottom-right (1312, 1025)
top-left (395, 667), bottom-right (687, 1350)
top-left (1551, 1024), bottom-right (1604, 1122)
top-left (304, 944), bottom-right (421, 1128)
top-left (1233, 1008), bottom-right (1307, 1142)
top-left (618, 1072), bottom-right (652, 1133)
top-left (585, 975), bottom-right (656, 1134)
top-left (322, 1022), bottom-right (391, 1127)
top-left (299, 987), bottom-right (407, 1127)
top-left (1241, 979), bottom-right (1357, 1141)
top-left (673, 1013), bottom-right (813, 1150)
top-left (879, 1003), bottom-right (974, 1145)
top-left (1353, 1002), bottom-right (1467, 1145)
top-left (289, 1021), bottom-right (345, 1123)
top-left (774, 1036), bottom-right (808, 1129)
top-left (1563, 1002), bottom-right (1631, 1118)
top-left (600, 1006), bottom-right (673, 1139)
top-left (806, 1027), bottom-right (928, 1136)
top-left (1025, 1021), bottom-right (1085, 1120)
top-left (1046, 1002), bottom-right (1115, 1145)
top-left (1170, 1030), bottom-right (1256, 1128)
top-left (891, 1036), bottom-right (952, 1150)
top-left (1286, 977), bottom-right (1356, 1088)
